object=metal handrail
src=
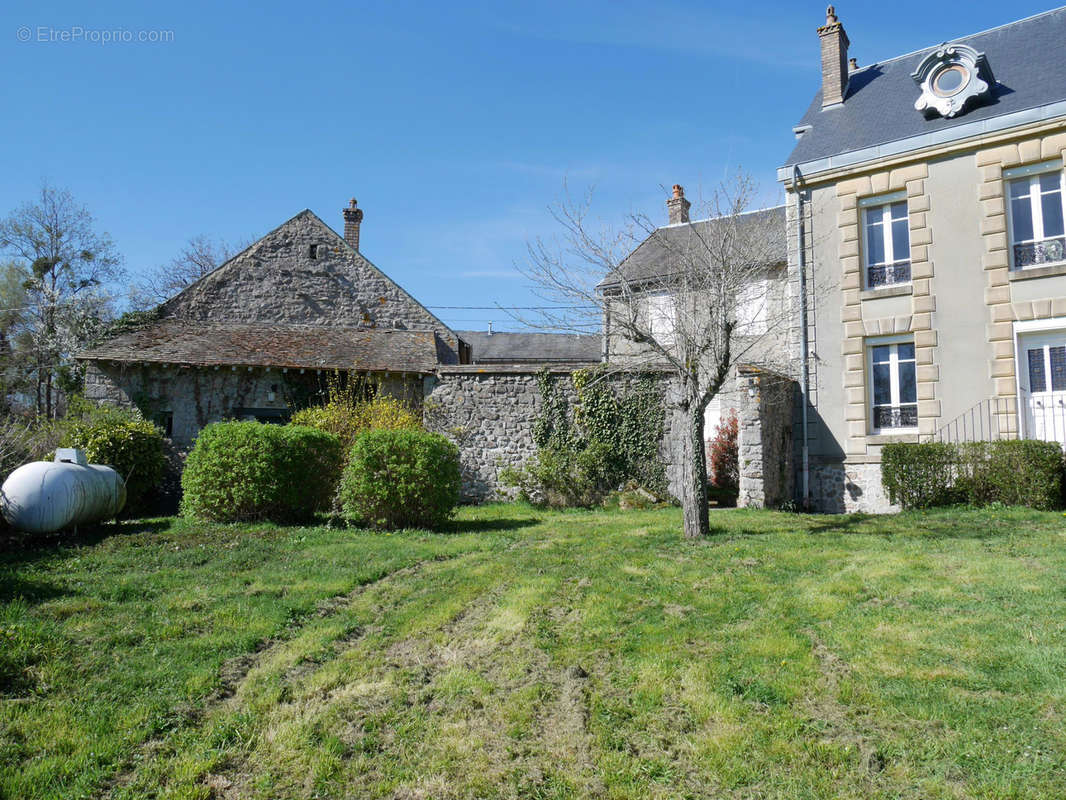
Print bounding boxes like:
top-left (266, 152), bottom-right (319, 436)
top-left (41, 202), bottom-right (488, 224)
top-left (930, 389), bottom-right (1066, 445)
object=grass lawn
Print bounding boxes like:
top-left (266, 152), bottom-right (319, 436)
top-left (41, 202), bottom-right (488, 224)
top-left (3, 505), bottom-right (1066, 799)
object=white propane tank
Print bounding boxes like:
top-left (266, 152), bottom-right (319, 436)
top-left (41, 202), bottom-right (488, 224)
top-left (1, 448), bottom-right (126, 534)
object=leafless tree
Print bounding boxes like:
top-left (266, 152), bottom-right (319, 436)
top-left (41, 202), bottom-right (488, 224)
top-left (130, 234), bottom-right (247, 309)
top-left (0, 185), bottom-right (124, 418)
top-left (519, 173), bottom-right (790, 539)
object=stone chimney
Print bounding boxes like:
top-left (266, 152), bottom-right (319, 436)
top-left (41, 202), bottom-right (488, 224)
top-left (817, 6), bottom-right (850, 108)
top-left (342, 198), bottom-right (363, 251)
top-left (667, 184), bottom-right (691, 225)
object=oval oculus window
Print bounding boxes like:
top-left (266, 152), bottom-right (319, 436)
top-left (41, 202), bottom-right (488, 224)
top-left (932, 64), bottom-right (968, 97)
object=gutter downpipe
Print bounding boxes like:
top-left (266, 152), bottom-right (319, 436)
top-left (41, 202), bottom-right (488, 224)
top-left (793, 165), bottom-right (811, 510)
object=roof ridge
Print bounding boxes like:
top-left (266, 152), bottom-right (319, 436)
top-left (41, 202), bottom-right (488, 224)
top-left (856, 5), bottom-right (1066, 70)
top-left (658, 203), bottom-right (786, 230)
top-left (149, 320), bottom-right (438, 334)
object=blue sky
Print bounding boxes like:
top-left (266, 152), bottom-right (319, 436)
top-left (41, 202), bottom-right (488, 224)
top-left (0, 1), bottom-right (1057, 331)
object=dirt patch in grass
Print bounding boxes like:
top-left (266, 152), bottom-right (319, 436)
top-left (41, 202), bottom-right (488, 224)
top-left (106, 557), bottom-right (460, 798)
top-left (804, 630), bottom-right (887, 778)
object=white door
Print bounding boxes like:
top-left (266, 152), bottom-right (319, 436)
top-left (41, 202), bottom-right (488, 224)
top-left (1020, 332), bottom-right (1066, 444)
top-left (704, 396), bottom-right (722, 444)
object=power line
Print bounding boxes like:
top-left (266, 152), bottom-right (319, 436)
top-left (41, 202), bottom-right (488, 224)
top-left (426, 305), bottom-right (595, 310)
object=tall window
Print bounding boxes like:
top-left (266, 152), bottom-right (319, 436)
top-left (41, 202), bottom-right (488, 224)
top-left (736, 279), bottom-right (769, 335)
top-left (868, 337), bottom-right (917, 432)
top-left (643, 293), bottom-right (676, 347)
top-left (861, 194), bottom-right (910, 289)
top-left (1007, 163), bottom-right (1066, 269)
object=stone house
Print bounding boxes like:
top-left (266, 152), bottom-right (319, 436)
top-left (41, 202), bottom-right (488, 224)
top-left (79, 200), bottom-right (469, 445)
top-left (779, 6), bottom-right (1066, 511)
top-left (598, 188), bottom-right (794, 507)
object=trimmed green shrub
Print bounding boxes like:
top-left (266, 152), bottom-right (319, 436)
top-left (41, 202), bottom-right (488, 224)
top-left (339, 429), bottom-right (460, 530)
top-left (881, 442), bottom-right (957, 509)
top-left (959, 440), bottom-right (1064, 510)
top-left (882, 440), bottom-right (1064, 510)
top-left (59, 406), bottom-right (166, 514)
top-left (181, 422), bottom-right (343, 522)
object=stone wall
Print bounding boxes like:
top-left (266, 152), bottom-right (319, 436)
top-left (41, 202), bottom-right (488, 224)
top-left (423, 369), bottom-right (543, 500)
top-left (737, 370), bottom-right (795, 508)
top-left (424, 366), bottom-right (685, 502)
top-left (84, 362), bottom-right (419, 448)
top-left (808, 459), bottom-right (898, 514)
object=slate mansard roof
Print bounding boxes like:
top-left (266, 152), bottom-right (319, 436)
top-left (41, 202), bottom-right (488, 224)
top-left (597, 205), bottom-right (788, 290)
top-left (455, 330), bottom-right (602, 364)
top-left (78, 323), bottom-right (442, 373)
top-left (781, 7), bottom-right (1066, 176)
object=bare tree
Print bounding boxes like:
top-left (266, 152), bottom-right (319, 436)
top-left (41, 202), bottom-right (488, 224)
top-left (0, 185), bottom-right (124, 418)
top-left (130, 234), bottom-right (246, 309)
top-left (520, 173), bottom-right (789, 539)
top-left (0, 261), bottom-right (32, 411)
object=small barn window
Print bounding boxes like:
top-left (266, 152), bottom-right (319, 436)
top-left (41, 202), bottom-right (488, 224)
top-left (309, 244), bottom-right (320, 259)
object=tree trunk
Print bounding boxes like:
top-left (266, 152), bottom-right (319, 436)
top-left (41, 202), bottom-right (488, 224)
top-left (35, 357), bottom-right (44, 418)
top-left (680, 401), bottom-right (710, 539)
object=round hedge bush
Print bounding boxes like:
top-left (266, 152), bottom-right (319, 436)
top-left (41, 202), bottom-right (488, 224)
top-left (180, 422), bottom-right (343, 522)
top-left (60, 409), bottom-right (166, 514)
top-left (339, 429), bottom-right (461, 530)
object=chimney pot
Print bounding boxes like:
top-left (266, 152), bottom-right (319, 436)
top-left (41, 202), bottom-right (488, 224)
top-left (849, 57), bottom-right (858, 71)
top-left (817, 5), bottom-right (850, 108)
top-left (342, 197), bottom-right (364, 251)
top-left (666, 184), bottom-right (691, 225)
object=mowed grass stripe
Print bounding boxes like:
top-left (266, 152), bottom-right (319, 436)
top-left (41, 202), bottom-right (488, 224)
top-left (4, 504), bottom-right (1066, 798)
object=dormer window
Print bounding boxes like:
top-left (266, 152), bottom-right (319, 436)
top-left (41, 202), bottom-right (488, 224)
top-left (912, 44), bottom-right (993, 119)
top-left (931, 63), bottom-right (968, 97)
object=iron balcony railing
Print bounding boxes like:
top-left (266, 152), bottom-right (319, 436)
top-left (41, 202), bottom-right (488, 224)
top-left (1014, 236), bottom-right (1066, 269)
top-left (867, 259), bottom-right (911, 289)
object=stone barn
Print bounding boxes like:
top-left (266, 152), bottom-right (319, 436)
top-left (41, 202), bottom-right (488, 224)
top-left (79, 200), bottom-right (467, 446)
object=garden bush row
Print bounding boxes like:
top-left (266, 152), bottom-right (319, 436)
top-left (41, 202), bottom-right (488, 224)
top-left (181, 412), bottom-right (460, 529)
top-left (180, 422), bottom-right (344, 522)
top-left (881, 440), bottom-right (1064, 510)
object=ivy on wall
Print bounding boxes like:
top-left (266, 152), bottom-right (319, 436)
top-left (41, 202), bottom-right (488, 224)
top-left (511, 366), bottom-right (666, 506)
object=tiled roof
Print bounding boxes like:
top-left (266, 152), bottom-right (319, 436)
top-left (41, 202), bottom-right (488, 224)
top-left (783, 8), bottom-right (1066, 170)
top-left (78, 322), bottom-right (441, 373)
top-left (455, 330), bottom-right (602, 363)
top-left (598, 206), bottom-right (787, 289)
